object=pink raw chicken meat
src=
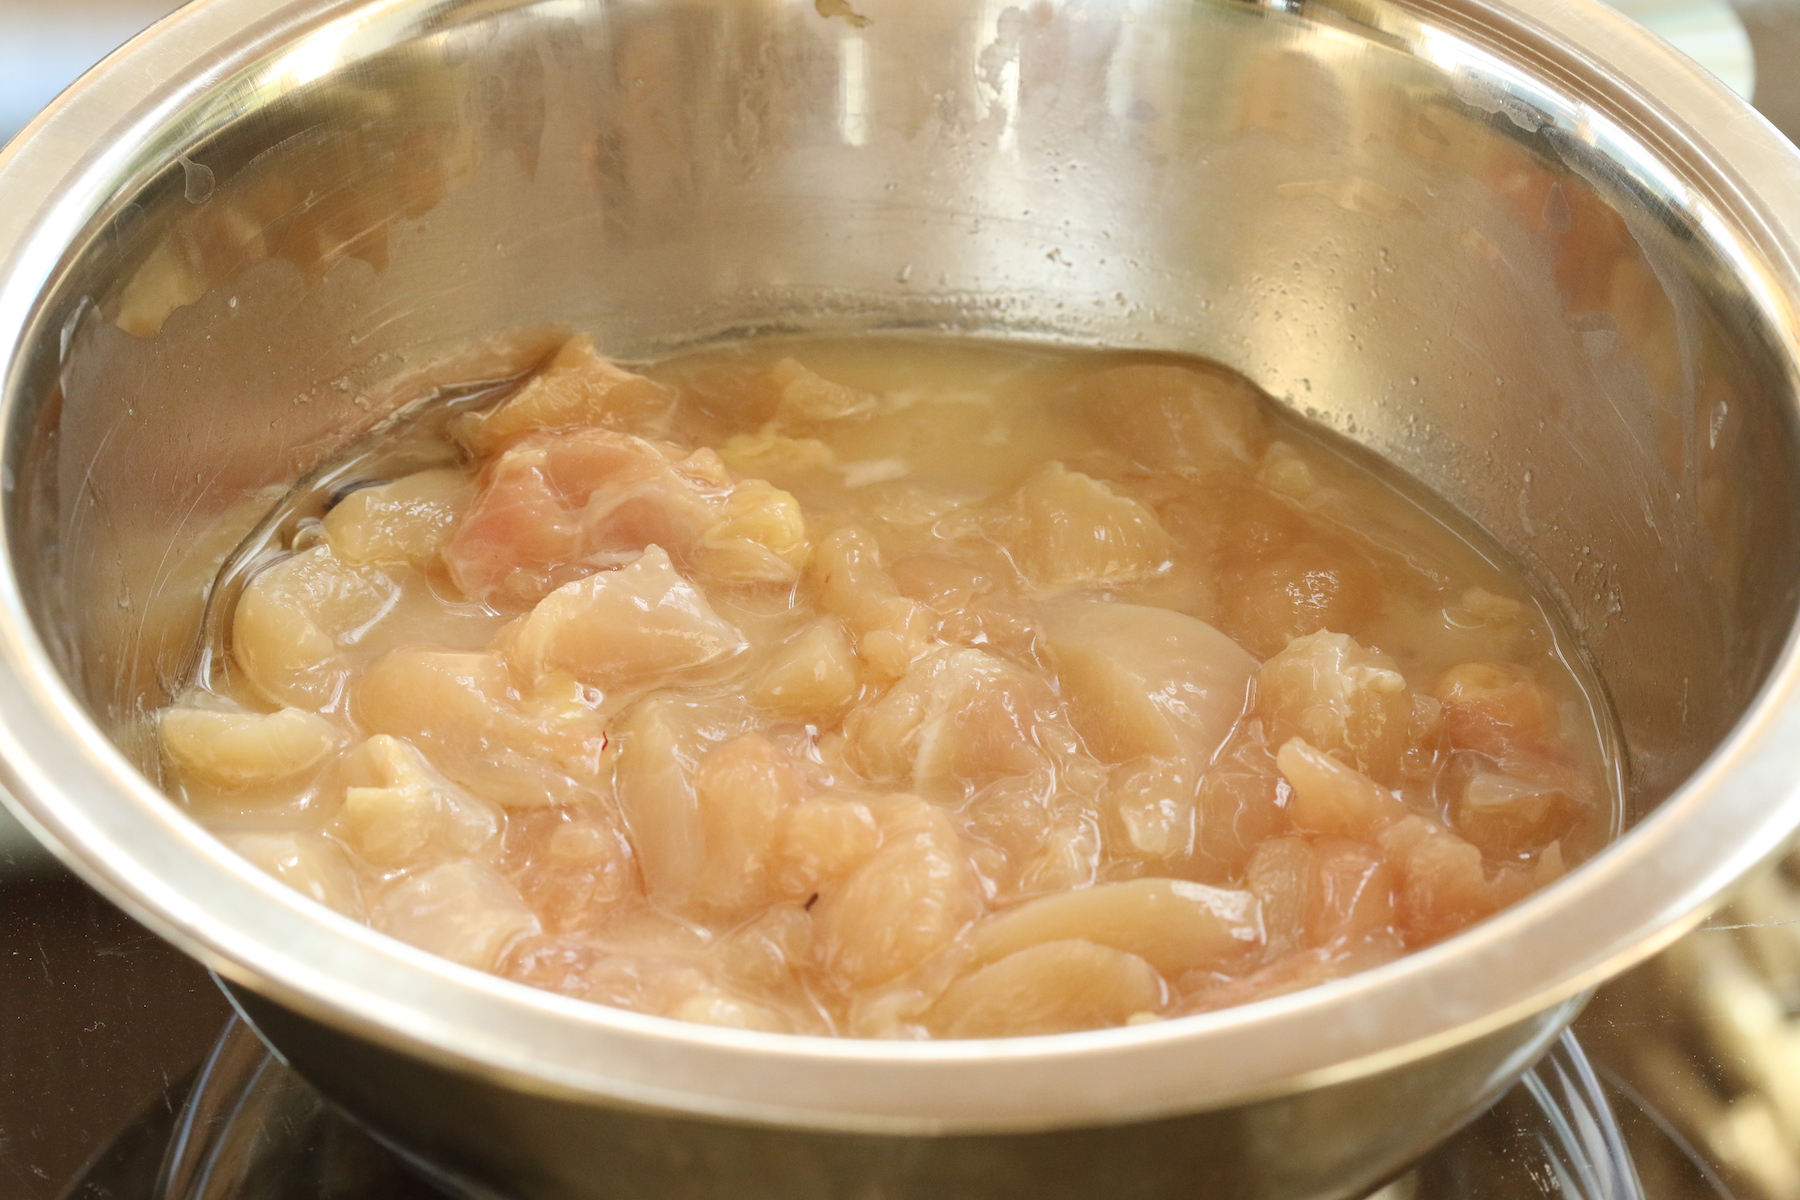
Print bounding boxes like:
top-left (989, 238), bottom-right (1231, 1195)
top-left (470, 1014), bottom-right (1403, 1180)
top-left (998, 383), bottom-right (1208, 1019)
top-left (512, 545), bottom-right (748, 690)
top-left (444, 429), bottom-right (732, 607)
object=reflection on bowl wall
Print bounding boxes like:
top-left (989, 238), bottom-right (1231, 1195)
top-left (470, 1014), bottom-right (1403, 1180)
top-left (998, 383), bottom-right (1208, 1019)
top-left (3, 1), bottom-right (1800, 1198)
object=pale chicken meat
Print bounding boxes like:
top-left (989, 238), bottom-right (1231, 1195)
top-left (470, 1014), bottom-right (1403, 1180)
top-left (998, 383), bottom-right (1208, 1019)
top-left (610, 695), bottom-right (747, 918)
top-left (444, 429), bottom-right (736, 607)
top-left (693, 480), bottom-right (810, 585)
top-left (372, 859), bottom-right (540, 971)
top-left (1258, 632), bottom-right (1412, 786)
top-left (454, 335), bottom-right (676, 454)
top-left (354, 647), bottom-right (609, 807)
top-left (160, 334), bottom-right (1615, 1038)
top-left (331, 735), bottom-right (500, 870)
top-left (749, 619), bottom-right (862, 721)
top-left (232, 545), bottom-right (399, 709)
top-left (777, 796), bottom-right (884, 898)
top-left (1276, 737), bottom-right (1411, 841)
top-left (323, 469), bottom-right (470, 568)
top-left (806, 526), bottom-right (934, 680)
top-left (927, 940), bottom-right (1165, 1038)
top-left (843, 647), bottom-right (1067, 804)
top-left (224, 830), bottom-right (366, 918)
top-left (161, 704), bottom-right (345, 789)
top-left (968, 877), bottom-right (1262, 976)
top-left (1041, 599), bottom-right (1256, 765)
top-left (812, 800), bottom-right (983, 989)
top-left (1007, 463), bottom-right (1174, 589)
top-left (510, 545), bottom-right (748, 691)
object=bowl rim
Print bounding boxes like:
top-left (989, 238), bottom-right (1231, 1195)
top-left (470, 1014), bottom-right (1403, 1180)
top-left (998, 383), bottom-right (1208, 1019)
top-left (3, 0), bottom-right (1800, 1135)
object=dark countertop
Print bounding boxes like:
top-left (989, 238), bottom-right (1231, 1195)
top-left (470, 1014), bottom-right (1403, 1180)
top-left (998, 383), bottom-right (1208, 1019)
top-left (0, 852), bottom-right (227, 1200)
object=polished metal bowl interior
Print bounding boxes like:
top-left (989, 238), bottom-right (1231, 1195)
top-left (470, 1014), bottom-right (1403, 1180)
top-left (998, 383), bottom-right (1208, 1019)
top-left (4, 0), bottom-right (1800, 1197)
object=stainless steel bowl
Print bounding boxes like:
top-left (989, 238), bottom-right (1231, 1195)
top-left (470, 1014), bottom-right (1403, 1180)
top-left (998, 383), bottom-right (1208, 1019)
top-left (3, 1), bottom-right (1800, 1197)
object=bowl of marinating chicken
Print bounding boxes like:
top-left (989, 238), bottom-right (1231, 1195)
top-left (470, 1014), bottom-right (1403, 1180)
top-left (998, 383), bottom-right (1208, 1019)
top-left (2, 0), bottom-right (1799, 1197)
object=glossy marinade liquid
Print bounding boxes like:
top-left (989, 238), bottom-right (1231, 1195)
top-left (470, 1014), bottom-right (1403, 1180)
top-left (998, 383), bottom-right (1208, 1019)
top-left (156, 335), bottom-right (1618, 1039)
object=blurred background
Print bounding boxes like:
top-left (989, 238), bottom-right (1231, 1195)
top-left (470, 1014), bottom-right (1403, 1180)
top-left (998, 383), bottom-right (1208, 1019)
top-left (4, 1), bottom-right (1800, 1198)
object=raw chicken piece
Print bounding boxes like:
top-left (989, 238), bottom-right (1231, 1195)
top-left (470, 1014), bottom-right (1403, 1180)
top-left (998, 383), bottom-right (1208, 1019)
top-left (1245, 837), bottom-right (1315, 953)
top-left (373, 860), bottom-right (540, 970)
top-left (442, 445), bottom-right (581, 605)
top-left (331, 735), bottom-right (500, 870)
top-left (1204, 484), bottom-right (1383, 658)
top-left (1013, 817), bottom-right (1102, 896)
top-left (510, 545), bottom-right (747, 691)
top-left (669, 988), bottom-right (792, 1032)
top-left (323, 469), bottom-right (470, 568)
top-left (233, 546), bottom-right (399, 708)
top-left (713, 906), bottom-right (815, 994)
top-left (455, 336), bottom-right (675, 454)
top-left (1258, 632), bottom-right (1412, 785)
top-left (1433, 661), bottom-right (1562, 760)
top-left (959, 773), bottom-right (1058, 897)
top-left (769, 358), bottom-right (881, 427)
top-left (505, 938), bottom-right (789, 1030)
top-left (501, 810), bottom-right (637, 935)
top-left (1100, 757), bottom-right (1197, 862)
top-left (808, 527), bottom-right (936, 680)
top-left (692, 734), bottom-right (806, 918)
top-left (502, 935), bottom-right (633, 998)
top-left (969, 877), bottom-right (1261, 976)
top-left (887, 554), bottom-right (992, 616)
top-left (693, 479), bottom-right (810, 585)
top-left (1192, 728), bottom-right (1290, 880)
top-left (612, 700), bottom-right (809, 921)
top-left (927, 940), bottom-right (1164, 1038)
top-left (611, 696), bottom-right (736, 916)
top-left (224, 831), bottom-right (365, 919)
top-left (1221, 541), bottom-right (1381, 659)
top-left (718, 428), bottom-right (839, 491)
top-left (777, 796), bottom-right (884, 898)
top-left (1007, 463), bottom-right (1173, 589)
top-left (161, 705), bottom-right (343, 789)
top-left (1447, 757), bottom-right (1579, 858)
top-left (1175, 938), bottom-right (1405, 1016)
top-left (1307, 839), bottom-right (1398, 947)
top-left (812, 801), bottom-right (981, 988)
top-left (354, 647), bottom-right (608, 807)
top-left (1275, 737), bottom-right (1410, 840)
top-left (1067, 364), bottom-right (1268, 472)
top-left (1041, 599), bottom-right (1256, 766)
top-left (750, 619), bottom-right (863, 721)
top-left (1379, 816), bottom-right (1532, 944)
top-left (1401, 693), bottom-right (1448, 787)
top-left (1425, 587), bottom-right (1529, 665)
top-left (888, 554), bottom-right (1041, 663)
top-left (843, 647), bottom-right (1064, 804)
top-left (444, 429), bottom-right (731, 607)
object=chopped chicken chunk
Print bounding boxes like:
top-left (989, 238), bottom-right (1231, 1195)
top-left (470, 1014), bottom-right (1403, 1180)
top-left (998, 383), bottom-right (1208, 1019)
top-left (455, 336), bottom-right (675, 453)
top-left (511, 545), bottom-right (747, 690)
top-left (1042, 599), bottom-right (1256, 766)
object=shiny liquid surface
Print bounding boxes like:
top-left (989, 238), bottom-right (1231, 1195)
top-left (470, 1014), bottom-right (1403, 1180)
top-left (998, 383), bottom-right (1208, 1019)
top-left (154, 336), bottom-right (1617, 1039)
